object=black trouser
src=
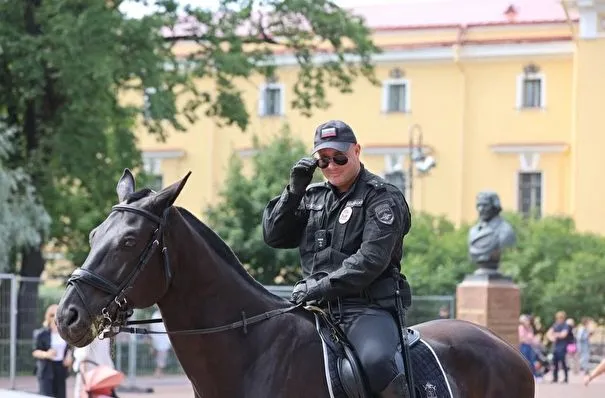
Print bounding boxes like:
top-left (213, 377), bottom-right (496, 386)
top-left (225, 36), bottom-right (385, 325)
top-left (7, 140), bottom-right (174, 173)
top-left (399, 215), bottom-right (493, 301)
top-left (552, 348), bottom-right (568, 382)
top-left (38, 360), bottom-right (67, 398)
top-left (329, 299), bottom-right (405, 393)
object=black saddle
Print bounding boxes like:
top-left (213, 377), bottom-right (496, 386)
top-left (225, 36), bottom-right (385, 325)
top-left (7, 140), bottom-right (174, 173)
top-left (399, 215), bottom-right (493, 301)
top-left (309, 306), bottom-right (421, 398)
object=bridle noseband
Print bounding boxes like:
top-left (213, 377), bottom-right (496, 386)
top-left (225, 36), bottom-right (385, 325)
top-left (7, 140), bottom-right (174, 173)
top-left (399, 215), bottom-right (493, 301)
top-left (67, 204), bottom-right (172, 338)
top-left (67, 203), bottom-right (302, 339)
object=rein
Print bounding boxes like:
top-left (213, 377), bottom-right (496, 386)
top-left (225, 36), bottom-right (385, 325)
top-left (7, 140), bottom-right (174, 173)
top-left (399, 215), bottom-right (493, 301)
top-left (116, 304), bottom-right (302, 337)
top-left (67, 203), bottom-right (302, 339)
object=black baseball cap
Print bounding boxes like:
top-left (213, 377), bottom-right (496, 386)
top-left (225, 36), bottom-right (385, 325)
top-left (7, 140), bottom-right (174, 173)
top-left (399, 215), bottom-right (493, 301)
top-left (312, 120), bottom-right (357, 154)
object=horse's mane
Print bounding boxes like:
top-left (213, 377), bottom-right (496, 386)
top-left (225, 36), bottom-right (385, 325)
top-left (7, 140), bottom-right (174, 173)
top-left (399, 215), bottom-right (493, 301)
top-left (175, 206), bottom-right (286, 304)
top-left (126, 188), bottom-right (154, 203)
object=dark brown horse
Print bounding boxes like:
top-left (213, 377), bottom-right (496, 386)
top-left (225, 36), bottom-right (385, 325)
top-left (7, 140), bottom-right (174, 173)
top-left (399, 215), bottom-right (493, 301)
top-left (55, 170), bottom-right (534, 398)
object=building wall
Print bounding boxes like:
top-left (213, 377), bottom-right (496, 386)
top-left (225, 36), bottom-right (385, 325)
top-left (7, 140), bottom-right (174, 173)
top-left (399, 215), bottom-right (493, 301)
top-left (133, 10), bottom-right (605, 234)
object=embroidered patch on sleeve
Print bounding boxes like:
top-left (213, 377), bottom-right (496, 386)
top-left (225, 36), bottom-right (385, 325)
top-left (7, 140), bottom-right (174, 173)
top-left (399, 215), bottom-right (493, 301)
top-left (375, 203), bottom-right (394, 225)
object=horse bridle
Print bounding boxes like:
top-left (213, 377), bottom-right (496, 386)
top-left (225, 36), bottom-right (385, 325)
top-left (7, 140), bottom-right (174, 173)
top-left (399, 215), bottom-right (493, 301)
top-left (67, 204), bottom-right (172, 338)
top-left (67, 203), bottom-right (301, 339)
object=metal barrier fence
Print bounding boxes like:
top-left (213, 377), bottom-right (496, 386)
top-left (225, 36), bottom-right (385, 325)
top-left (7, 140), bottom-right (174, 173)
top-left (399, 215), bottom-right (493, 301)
top-left (0, 275), bottom-right (454, 389)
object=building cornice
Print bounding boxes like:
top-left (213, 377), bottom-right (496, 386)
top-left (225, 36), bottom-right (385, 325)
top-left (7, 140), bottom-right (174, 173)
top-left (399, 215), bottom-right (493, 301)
top-left (490, 143), bottom-right (569, 153)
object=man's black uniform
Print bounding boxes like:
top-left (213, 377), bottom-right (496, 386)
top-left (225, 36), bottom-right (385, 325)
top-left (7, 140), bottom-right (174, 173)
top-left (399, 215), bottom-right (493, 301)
top-left (262, 121), bottom-right (412, 397)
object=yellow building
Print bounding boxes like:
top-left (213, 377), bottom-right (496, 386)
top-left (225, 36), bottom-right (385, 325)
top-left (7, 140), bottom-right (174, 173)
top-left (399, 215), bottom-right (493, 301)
top-left (134, 0), bottom-right (605, 235)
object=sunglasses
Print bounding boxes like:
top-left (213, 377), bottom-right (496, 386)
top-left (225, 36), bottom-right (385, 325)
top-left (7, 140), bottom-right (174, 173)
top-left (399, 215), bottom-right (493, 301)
top-left (316, 154), bottom-right (349, 169)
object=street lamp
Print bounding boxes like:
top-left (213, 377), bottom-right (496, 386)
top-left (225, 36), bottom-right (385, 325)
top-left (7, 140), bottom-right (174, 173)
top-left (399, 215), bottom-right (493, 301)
top-left (408, 124), bottom-right (436, 207)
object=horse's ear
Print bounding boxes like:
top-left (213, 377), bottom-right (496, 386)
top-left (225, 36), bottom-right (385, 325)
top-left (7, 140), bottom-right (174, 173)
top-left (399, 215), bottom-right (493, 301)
top-left (155, 171), bottom-right (192, 209)
top-left (117, 168), bottom-right (136, 202)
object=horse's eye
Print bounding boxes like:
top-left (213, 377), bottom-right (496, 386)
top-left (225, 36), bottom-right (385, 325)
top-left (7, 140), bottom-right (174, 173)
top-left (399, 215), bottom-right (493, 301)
top-left (123, 238), bottom-right (137, 248)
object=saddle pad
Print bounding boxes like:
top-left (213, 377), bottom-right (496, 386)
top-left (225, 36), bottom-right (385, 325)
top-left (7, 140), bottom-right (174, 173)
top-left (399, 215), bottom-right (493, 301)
top-left (410, 339), bottom-right (454, 398)
top-left (315, 315), bottom-right (453, 398)
top-left (315, 314), bottom-right (348, 398)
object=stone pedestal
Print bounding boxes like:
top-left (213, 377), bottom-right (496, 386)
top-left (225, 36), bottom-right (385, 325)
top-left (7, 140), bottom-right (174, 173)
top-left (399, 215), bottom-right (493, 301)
top-left (456, 270), bottom-right (521, 347)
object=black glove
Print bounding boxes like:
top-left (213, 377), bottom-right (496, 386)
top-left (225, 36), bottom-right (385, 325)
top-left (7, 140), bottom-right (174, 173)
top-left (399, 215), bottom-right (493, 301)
top-left (290, 281), bottom-right (308, 304)
top-left (289, 276), bottom-right (326, 304)
top-left (289, 157), bottom-right (317, 195)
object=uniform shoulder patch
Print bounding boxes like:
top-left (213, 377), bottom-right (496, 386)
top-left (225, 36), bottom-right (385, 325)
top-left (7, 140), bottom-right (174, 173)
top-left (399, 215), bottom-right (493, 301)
top-left (374, 202), bottom-right (395, 225)
top-left (367, 179), bottom-right (386, 191)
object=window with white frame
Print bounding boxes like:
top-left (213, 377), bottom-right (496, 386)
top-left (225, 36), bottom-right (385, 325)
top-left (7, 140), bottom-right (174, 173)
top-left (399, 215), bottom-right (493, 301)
top-left (516, 74), bottom-right (545, 109)
top-left (384, 153), bottom-right (404, 173)
top-left (383, 153), bottom-right (406, 195)
top-left (143, 87), bottom-right (156, 120)
top-left (143, 157), bottom-right (163, 192)
top-left (382, 79), bottom-right (410, 113)
top-left (258, 83), bottom-right (285, 116)
top-left (518, 171), bottom-right (542, 218)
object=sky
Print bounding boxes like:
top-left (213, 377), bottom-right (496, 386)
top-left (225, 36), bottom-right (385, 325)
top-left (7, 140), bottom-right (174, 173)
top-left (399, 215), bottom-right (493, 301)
top-left (119, 0), bottom-right (426, 18)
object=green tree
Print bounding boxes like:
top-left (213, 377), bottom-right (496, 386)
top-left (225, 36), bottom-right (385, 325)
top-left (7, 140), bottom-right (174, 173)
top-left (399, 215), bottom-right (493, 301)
top-left (499, 214), bottom-right (605, 323)
top-left (402, 213), bottom-right (473, 296)
top-left (404, 211), bottom-right (605, 322)
top-left (206, 125), bottom-right (321, 284)
top-left (0, 125), bottom-right (50, 272)
top-left (0, 0), bottom-right (379, 336)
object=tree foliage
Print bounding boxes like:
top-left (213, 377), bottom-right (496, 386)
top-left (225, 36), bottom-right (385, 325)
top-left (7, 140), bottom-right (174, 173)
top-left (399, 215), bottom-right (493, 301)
top-left (0, 0), bottom-right (380, 275)
top-left (205, 125), bottom-right (322, 284)
top-left (404, 212), bottom-right (605, 322)
top-left (0, 125), bottom-right (50, 272)
top-left (402, 213), bottom-right (472, 296)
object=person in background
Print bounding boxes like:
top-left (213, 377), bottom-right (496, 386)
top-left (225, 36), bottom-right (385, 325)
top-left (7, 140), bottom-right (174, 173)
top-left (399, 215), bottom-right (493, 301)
top-left (518, 315), bottom-right (537, 377)
top-left (149, 307), bottom-right (172, 377)
top-left (576, 317), bottom-right (594, 376)
top-left (438, 305), bottom-right (450, 319)
top-left (73, 337), bottom-right (116, 398)
top-left (565, 318), bottom-right (579, 374)
top-left (546, 311), bottom-right (572, 383)
top-left (32, 304), bottom-right (73, 398)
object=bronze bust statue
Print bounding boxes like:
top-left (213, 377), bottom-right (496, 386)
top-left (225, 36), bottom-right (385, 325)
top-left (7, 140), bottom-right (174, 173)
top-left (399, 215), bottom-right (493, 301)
top-left (468, 191), bottom-right (516, 276)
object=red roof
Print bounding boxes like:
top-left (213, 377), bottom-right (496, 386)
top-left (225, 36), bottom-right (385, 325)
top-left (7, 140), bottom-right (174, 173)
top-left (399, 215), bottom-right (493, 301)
top-left (162, 0), bottom-right (577, 39)
top-left (349, 0), bottom-right (577, 30)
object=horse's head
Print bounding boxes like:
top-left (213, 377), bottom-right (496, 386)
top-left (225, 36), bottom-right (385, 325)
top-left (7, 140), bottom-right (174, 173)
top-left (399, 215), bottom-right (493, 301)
top-left (56, 168), bottom-right (190, 347)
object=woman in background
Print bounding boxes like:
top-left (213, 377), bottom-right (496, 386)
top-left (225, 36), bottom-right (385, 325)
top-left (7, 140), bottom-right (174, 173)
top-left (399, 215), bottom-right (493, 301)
top-left (576, 317), bottom-right (594, 375)
top-left (518, 314), bottom-right (537, 376)
top-left (32, 304), bottom-right (73, 398)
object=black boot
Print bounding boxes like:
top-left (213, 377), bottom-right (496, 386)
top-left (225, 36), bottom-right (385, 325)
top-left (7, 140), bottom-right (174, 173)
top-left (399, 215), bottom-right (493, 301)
top-left (379, 373), bottom-right (411, 398)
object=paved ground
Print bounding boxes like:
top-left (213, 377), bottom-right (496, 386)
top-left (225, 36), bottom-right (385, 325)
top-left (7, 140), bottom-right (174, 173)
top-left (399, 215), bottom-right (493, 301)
top-left (2, 372), bottom-right (605, 397)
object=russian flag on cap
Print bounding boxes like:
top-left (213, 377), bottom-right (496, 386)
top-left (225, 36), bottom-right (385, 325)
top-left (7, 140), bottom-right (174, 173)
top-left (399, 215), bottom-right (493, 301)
top-left (321, 127), bottom-right (337, 138)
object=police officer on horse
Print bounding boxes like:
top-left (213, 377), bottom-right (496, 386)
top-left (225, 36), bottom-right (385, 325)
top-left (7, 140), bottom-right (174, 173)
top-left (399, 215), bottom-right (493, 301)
top-left (262, 120), bottom-right (413, 398)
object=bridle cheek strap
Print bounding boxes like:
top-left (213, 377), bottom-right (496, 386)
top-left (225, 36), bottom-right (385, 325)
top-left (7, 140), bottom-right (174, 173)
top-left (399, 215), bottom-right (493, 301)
top-left (66, 205), bottom-right (172, 333)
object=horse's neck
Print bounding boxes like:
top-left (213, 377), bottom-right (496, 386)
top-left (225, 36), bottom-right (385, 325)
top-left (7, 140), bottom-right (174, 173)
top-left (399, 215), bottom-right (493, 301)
top-left (156, 213), bottom-right (284, 394)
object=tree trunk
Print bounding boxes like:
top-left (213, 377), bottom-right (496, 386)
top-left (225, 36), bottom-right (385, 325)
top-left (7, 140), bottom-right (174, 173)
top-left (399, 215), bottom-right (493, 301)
top-left (17, 247), bottom-right (45, 339)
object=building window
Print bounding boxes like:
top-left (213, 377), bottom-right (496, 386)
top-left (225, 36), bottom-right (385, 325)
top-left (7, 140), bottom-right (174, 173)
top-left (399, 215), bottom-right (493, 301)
top-left (143, 157), bottom-right (163, 192)
top-left (383, 154), bottom-right (406, 195)
top-left (518, 171), bottom-right (542, 218)
top-left (516, 74), bottom-right (545, 109)
top-left (143, 87), bottom-right (156, 120)
top-left (382, 79), bottom-right (410, 113)
top-left (258, 83), bottom-right (285, 116)
top-left (384, 153), bottom-right (404, 173)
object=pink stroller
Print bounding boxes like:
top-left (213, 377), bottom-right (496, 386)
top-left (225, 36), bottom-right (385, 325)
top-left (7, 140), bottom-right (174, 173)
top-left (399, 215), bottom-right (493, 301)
top-left (78, 359), bottom-right (124, 398)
